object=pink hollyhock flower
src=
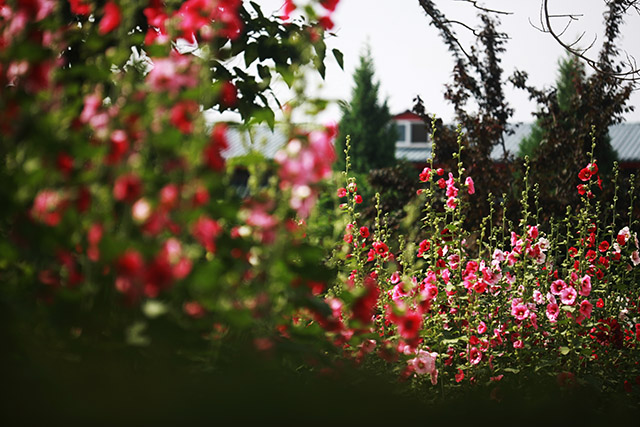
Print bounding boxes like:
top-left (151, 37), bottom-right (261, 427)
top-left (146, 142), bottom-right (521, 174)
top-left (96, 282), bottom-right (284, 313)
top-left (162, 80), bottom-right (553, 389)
top-left (477, 321), bottom-right (487, 334)
top-left (551, 279), bottom-right (566, 295)
top-left (465, 176), bottom-right (475, 194)
top-left (31, 189), bottom-right (65, 226)
top-left (445, 173), bottom-right (458, 197)
top-left (533, 289), bottom-right (543, 304)
top-left (446, 196), bottom-right (457, 210)
top-left (579, 274), bottom-right (591, 296)
top-left (618, 226), bottom-right (631, 246)
top-left (632, 251), bottom-right (640, 266)
top-left (530, 312), bottom-right (538, 330)
top-left (546, 302), bottom-right (559, 322)
top-left (441, 268), bottom-right (450, 284)
top-left (511, 303), bottom-right (529, 321)
top-left (580, 300), bottom-right (593, 319)
top-left (184, 301), bottom-right (206, 318)
top-left (337, 187), bottom-right (347, 198)
top-left (99, 2), bottom-right (121, 35)
top-left (469, 347), bottom-right (482, 365)
top-left (560, 286), bottom-right (577, 305)
top-left (147, 55), bottom-right (198, 94)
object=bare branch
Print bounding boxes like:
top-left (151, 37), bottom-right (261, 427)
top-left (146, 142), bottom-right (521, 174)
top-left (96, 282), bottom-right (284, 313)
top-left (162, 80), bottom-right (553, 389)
top-left (537, 0), bottom-right (640, 83)
top-left (453, 0), bottom-right (513, 16)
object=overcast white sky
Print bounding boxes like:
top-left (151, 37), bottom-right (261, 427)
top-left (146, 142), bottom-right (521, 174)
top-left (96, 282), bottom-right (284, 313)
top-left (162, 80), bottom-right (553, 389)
top-left (247, 0), bottom-right (640, 124)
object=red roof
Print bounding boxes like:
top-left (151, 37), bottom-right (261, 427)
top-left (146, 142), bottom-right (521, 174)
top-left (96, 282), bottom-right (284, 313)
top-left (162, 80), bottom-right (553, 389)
top-left (392, 110), bottom-right (422, 121)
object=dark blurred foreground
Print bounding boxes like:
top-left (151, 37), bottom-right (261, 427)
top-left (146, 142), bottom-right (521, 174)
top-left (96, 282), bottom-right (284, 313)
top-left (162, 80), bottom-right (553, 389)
top-left (2, 308), bottom-right (639, 426)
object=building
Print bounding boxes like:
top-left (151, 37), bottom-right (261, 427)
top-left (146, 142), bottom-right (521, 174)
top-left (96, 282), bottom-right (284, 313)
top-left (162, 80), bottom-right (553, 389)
top-left (390, 110), bottom-right (640, 170)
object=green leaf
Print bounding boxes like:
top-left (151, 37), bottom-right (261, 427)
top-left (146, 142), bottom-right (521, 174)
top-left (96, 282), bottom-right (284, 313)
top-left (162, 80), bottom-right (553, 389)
top-left (276, 65), bottom-right (295, 88)
top-left (332, 48), bottom-right (344, 70)
top-left (244, 43), bottom-right (259, 67)
top-left (559, 346), bottom-right (571, 355)
top-left (250, 108), bottom-right (275, 130)
top-left (250, 1), bottom-right (264, 18)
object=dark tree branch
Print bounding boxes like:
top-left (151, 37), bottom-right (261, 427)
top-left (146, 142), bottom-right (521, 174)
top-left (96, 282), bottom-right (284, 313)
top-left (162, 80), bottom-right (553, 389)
top-left (538, 0), bottom-right (640, 83)
top-left (453, 0), bottom-right (513, 16)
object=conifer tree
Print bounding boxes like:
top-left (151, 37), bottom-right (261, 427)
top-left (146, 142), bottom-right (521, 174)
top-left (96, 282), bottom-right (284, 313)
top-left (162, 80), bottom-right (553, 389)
top-left (518, 55), bottom-right (618, 167)
top-left (335, 47), bottom-right (397, 174)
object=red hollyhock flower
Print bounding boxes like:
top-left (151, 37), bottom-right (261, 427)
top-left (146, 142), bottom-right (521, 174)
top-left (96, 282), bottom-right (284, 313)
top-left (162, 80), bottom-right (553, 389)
top-left (192, 215), bottom-right (222, 252)
top-left (56, 152), bottom-right (74, 177)
top-left (396, 309), bottom-right (422, 341)
top-left (320, 0), bottom-right (340, 12)
top-left (351, 275), bottom-right (380, 325)
top-left (220, 81), bottom-right (237, 108)
top-left (159, 183), bottom-right (180, 210)
top-left (354, 194), bottom-right (363, 204)
top-left (76, 186), bottom-right (92, 213)
top-left (598, 240), bottom-right (610, 252)
top-left (578, 167), bottom-right (591, 181)
top-left (419, 167), bottom-right (431, 182)
top-left (204, 123), bottom-right (229, 171)
top-left (282, 0), bottom-right (296, 19)
top-left (106, 129), bottom-right (129, 164)
top-left (170, 100), bottom-right (198, 134)
top-left (99, 2), bottom-right (122, 35)
top-left (191, 184), bottom-right (210, 207)
top-left (113, 174), bottom-right (142, 203)
top-left (117, 250), bottom-right (144, 277)
top-left (359, 226), bottom-right (369, 238)
top-left (318, 15), bottom-right (334, 30)
top-left (69, 0), bottom-right (92, 15)
top-left (373, 241), bottom-right (388, 257)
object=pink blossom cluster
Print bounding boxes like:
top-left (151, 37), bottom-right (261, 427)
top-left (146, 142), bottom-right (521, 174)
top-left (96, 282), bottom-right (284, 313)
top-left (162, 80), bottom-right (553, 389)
top-left (275, 125), bottom-right (337, 218)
